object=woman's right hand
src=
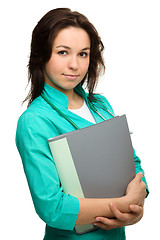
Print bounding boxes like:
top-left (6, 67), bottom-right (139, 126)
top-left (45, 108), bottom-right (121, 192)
top-left (92, 173), bottom-right (146, 230)
top-left (126, 172), bottom-right (147, 206)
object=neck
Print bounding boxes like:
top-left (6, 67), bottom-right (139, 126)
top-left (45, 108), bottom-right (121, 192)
top-left (44, 80), bottom-right (84, 109)
top-left (63, 88), bottom-right (76, 102)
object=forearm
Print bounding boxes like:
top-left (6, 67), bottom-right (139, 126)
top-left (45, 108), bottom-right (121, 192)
top-left (75, 196), bottom-right (131, 226)
top-left (76, 173), bottom-right (147, 226)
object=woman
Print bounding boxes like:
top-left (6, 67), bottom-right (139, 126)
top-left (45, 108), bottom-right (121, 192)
top-left (16, 8), bottom-right (149, 239)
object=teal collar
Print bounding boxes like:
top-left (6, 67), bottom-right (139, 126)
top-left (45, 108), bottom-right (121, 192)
top-left (42, 83), bottom-right (89, 110)
top-left (41, 83), bottom-right (114, 127)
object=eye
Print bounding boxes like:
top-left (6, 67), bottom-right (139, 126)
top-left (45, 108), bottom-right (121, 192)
top-left (58, 51), bottom-right (67, 56)
top-left (79, 52), bottom-right (88, 57)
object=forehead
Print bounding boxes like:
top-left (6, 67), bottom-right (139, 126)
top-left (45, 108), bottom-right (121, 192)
top-left (53, 27), bottom-right (90, 49)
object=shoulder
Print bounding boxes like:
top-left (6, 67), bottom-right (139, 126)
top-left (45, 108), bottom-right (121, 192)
top-left (16, 98), bottom-right (45, 131)
top-left (16, 97), bottom-right (58, 143)
top-left (91, 93), bottom-right (115, 115)
top-left (17, 95), bottom-right (54, 127)
top-left (94, 94), bottom-right (111, 105)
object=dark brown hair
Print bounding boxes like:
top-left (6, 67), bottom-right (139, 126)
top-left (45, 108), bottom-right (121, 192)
top-left (25, 8), bottom-right (105, 105)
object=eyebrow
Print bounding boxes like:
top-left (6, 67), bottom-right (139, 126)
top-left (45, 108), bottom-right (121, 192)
top-left (56, 45), bottom-right (90, 51)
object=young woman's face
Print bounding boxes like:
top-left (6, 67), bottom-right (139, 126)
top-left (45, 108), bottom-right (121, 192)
top-left (44, 27), bottom-right (90, 93)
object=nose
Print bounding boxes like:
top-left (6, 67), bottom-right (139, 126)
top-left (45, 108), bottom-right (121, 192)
top-left (68, 55), bottom-right (78, 70)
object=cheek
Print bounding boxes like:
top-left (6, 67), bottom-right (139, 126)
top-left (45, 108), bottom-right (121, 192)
top-left (46, 58), bottom-right (62, 75)
top-left (79, 55), bottom-right (90, 69)
top-left (81, 60), bottom-right (90, 73)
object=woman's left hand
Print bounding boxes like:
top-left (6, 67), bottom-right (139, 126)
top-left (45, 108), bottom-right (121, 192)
top-left (93, 202), bottom-right (144, 230)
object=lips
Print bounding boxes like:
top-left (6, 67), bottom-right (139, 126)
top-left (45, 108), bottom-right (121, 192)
top-left (62, 74), bottom-right (79, 79)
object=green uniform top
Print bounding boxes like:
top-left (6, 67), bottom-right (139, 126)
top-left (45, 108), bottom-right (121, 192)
top-left (16, 83), bottom-right (149, 240)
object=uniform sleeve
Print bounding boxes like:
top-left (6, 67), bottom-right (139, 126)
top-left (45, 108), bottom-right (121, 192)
top-left (133, 148), bottom-right (149, 197)
top-left (15, 112), bottom-right (79, 230)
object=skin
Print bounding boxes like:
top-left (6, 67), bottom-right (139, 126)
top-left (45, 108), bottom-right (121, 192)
top-left (75, 173), bottom-right (146, 226)
top-left (44, 27), bottom-right (147, 229)
top-left (93, 202), bottom-right (144, 230)
top-left (44, 27), bottom-right (90, 109)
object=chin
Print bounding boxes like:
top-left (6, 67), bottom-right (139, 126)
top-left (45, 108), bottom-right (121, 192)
top-left (62, 83), bottom-right (80, 90)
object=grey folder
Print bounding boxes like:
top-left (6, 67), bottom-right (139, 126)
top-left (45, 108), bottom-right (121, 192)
top-left (48, 115), bottom-right (135, 234)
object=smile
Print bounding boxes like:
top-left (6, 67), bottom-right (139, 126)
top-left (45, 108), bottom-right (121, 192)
top-left (62, 74), bottom-right (79, 80)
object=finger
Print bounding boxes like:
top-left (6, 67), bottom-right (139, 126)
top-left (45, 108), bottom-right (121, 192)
top-left (135, 172), bottom-right (143, 182)
top-left (95, 217), bottom-right (117, 225)
top-left (109, 202), bottom-right (127, 220)
top-left (93, 222), bottom-right (117, 231)
top-left (93, 217), bottom-right (110, 230)
top-left (130, 205), bottom-right (143, 214)
top-left (130, 205), bottom-right (144, 223)
top-left (93, 222), bottom-right (111, 230)
top-left (93, 217), bottom-right (122, 230)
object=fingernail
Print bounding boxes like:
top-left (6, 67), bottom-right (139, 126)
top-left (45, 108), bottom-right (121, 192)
top-left (93, 223), bottom-right (98, 226)
top-left (140, 172), bottom-right (143, 177)
top-left (130, 205), bottom-right (135, 211)
top-left (95, 217), bottom-right (101, 221)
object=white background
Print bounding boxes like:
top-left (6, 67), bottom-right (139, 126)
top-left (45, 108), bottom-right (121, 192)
top-left (1, 0), bottom-right (159, 239)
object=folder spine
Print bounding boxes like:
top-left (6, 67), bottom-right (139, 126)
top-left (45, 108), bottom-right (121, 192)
top-left (49, 137), bottom-right (84, 198)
